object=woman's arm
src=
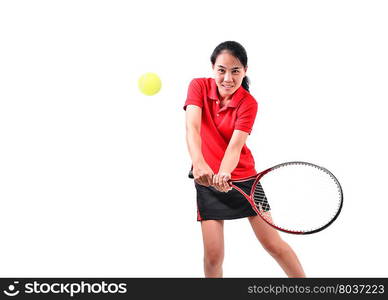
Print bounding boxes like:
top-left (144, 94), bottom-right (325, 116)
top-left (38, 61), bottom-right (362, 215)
top-left (185, 105), bottom-right (214, 186)
top-left (213, 130), bottom-right (249, 192)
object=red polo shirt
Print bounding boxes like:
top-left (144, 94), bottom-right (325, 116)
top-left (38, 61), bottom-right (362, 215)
top-left (184, 78), bottom-right (258, 180)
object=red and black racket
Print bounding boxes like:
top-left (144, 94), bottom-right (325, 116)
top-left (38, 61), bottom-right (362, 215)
top-left (189, 161), bottom-right (343, 234)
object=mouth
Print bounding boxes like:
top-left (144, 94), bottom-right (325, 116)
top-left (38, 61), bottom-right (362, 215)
top-left (222, 84), bottom-right (234, 90)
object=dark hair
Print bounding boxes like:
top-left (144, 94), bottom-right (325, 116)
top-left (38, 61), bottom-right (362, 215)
top-left (210, 41), bottom-right (250, 92)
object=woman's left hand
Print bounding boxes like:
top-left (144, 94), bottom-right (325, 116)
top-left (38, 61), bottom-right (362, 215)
top-left (212, 172), bottom-right (232, 192)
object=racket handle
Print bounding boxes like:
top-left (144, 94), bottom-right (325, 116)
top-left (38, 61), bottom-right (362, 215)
top-left (188, 170), bottom-right (232, 184)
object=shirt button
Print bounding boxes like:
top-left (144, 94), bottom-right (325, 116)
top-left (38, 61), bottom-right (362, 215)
top-left (216, 101), bottom-right (219, 104)
top-left (217, 114), bottom-right (220, 117)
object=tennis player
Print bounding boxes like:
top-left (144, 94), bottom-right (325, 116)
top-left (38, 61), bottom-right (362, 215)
top-left (184, 41), bottom-right (305, 278)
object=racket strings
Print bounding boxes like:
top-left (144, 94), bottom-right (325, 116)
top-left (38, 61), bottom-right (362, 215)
top-left (274, 162), bottom-right (343, 216)
top-left (253, 182), bottom-right (271, 212)
top-left (256, 162), bottom-right (343, 234)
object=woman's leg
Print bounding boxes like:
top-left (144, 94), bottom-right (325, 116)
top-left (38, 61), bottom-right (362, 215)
top-left (200, 219), bottom-right (225, 278)
top-left (248, 215), bottom-right (306, 277)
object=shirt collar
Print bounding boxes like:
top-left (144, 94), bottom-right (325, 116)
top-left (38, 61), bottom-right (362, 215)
top-left (209, 78), bottom-right (247, 108)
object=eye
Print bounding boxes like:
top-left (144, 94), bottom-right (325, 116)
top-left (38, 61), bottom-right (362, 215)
top-left (232, 70), bottom-right (240, 74)
top-left (218, 69), bottom-right (225, 73)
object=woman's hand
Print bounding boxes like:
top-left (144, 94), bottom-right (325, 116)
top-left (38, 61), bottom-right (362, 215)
top-left (212, 172), bottom-right (232, 192)
top-left (193, 163), bottom-right (214, 187)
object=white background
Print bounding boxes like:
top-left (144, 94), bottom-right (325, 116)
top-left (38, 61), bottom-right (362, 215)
top-left (1, 0), bottom-right (387, 277)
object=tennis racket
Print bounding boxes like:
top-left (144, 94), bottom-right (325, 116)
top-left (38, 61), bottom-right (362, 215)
top-left (189, 161), bottom-right (343, 234)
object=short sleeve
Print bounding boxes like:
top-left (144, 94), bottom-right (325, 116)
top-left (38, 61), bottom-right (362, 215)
top-left (183, 79), bottom-right (204, 110)
top-left (235, 99), bottom-right (258, 134)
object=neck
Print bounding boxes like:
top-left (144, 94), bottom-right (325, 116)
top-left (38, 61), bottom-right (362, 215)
top-left (217, 90), bottom-right (232, 102)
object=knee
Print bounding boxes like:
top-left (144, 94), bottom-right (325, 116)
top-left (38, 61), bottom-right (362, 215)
top-left (204, 249), bottom-right (224, 268)
top-left (261, 239), bottom-right (289, 258)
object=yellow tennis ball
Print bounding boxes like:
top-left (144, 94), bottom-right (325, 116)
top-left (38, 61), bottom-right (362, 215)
top-left (138, 72), bottom-right (162, 96)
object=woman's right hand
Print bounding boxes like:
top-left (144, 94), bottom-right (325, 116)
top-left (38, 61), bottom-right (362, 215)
top-left (193, 163), bottom-right (214, 187)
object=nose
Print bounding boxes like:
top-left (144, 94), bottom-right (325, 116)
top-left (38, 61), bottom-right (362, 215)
top-left (224, 71), bottom-right (233, 82)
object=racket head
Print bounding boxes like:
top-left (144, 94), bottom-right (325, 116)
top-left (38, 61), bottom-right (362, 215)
top-left (249, 161), bottom-right (343, 234)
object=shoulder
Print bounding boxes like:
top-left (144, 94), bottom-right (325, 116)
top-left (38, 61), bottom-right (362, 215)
top-left (187, 78), bottom-right (215, 99)
top-left (239, 90), bottom-right (258, 109)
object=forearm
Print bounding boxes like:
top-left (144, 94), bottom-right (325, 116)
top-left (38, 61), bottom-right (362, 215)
top-left (218, 145), bottom-right (242, 174)
top-left (186, 128), bottom-right (206, 165)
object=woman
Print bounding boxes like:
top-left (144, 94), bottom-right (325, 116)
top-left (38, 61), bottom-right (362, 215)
top-left (184, 41), bottom-right (305, 278)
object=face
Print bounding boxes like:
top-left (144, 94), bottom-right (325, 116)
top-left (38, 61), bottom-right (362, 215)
top-left (212, 50), bottom-right (247, 99)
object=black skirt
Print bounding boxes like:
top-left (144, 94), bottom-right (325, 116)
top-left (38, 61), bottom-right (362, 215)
top-left (195, 179), bottom-right (258, 221)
